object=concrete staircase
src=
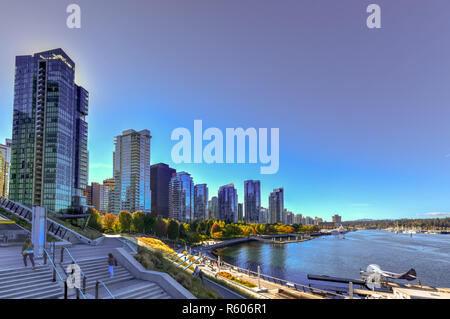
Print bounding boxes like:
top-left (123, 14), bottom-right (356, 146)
top-left (0, 265), bottom-right (63, 299)
top-left (62, 257), bottom-right (134, 290)
top-left (110, 281), bottom-right (172, 299)
top-left (62, 255), bottom-right (172, 299)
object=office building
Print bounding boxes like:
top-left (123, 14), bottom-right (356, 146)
top-left (305, 216), bottom-right (314, 225)
top-left (9, 49), bottom-right (89, 212)
top-left (238, 203), bottom-right (243, 221)
top-left (169, 172), bottom-right (194, 223)
top-left (314, 217), bottom-right (323, 225)
top-left (91, 182), bottom-right (110, 213)
top-left (332, 214), bottom-right (342, 225)
top-left (0, 139), bottom-right (12, 197)
top-left (268, 188), bottom-right (284, 223)
top-left (285, 210), bottom-right (293, 225)
top-left (194, 184), bottom-right (208, 220)
top-left (112, 129), bottom-right (151, 214)
top-left (208, 196), bottom-right (219, 220)
top-left (218, 184), bottom-right (238, 223)
top-left (244, 180), bottom-right (260, 223)
top-left (150, 163), bottom-right (175, 218)
top-left (259, 207), bottom-right (269, 224)
top-left (294, 213), bottom-right (303, 225)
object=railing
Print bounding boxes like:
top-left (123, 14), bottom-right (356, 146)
top-left (43, 247), bottom-right (86, 299)
top-left (183, 255), bottom-right (203, 271)
top-left (0, 196), bottom-right (93, 244)
top-left (62, 247), bottom-right (87, 294)
top-left (49, 246), bottom-right (87, 299)
top-left (43, 248), bottom-right (63, 282)
top-left (201, 255), bottom-right (345, 299)
top-left (95, 280), bottom-right (115, 299)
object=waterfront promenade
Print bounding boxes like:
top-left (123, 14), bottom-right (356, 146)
top-left (202, 233), bottom-right (317, 251)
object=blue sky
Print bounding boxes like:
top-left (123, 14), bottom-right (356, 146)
top-left (1, 1), bottom-right (450, 221)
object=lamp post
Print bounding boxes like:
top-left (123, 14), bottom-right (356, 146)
top-left (257, 265), bottom-right (261, 289)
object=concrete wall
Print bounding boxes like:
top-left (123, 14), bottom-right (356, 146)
top-left (112, 247), bottom-right (196, 299)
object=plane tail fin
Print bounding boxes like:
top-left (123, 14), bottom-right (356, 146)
top-left (396, 268), bottom-right (417, 281)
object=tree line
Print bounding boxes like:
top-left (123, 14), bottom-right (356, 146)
top-left (342, 217), bottom-right (450, 229)
top-left (87, 209), bottom-right (320, 244)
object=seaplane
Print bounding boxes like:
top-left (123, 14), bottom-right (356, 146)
top-left (360, 264), bottom-right (417, 289)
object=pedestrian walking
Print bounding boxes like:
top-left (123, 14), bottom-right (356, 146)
top-left (108, 253), bottom-right (117, 278)
top-left (22, 238), bottom-right (35, 270)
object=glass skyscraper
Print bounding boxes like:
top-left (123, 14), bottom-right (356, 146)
top-left (9, 49), bottom-right (89, 212)
top-left (194, 184), bottom-right (208, 220)
top-left (169, 172), bottom-right (194, 223)
top-left (112, 129), bottom-right (151, 214)
top-left (244, 180), bottom-right (261, 223)
top-left (0, 139), bottom-right (12, 198)
top-left (269, 188), bottom-right (284, 224)
top-left (218, 184), bottom-right (238, 223)
top-left (150, 163), bottom-right (176, 218)
top-left (208, 196), bottom-right (219, 220)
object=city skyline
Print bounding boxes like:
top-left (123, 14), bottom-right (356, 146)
top-left (1, 1), bottom-right (450, 221)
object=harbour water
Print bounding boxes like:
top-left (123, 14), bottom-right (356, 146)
top-left (216, 230), bottom-right (450, 288)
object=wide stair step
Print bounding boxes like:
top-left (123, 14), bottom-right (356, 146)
top-left (0, 266), bottom-right (63, 299)
top-left (113, 283), bottom-right (170, 299)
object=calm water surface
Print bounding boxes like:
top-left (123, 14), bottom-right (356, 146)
top-left (216, 230), bottom-right (450, 288)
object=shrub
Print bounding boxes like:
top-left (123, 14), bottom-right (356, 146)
top-left (217, 272), bottom-right (257, 288)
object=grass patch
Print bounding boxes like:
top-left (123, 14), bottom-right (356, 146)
top-left (0, 208), bottom-right (101, 241)
top-left (134, 246), bottom-right (221, 299)
top-left (48, 216), bottom-right (103, 240)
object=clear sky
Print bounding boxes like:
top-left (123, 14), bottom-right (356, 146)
top-left (1, 0), bottom-right (450, 221)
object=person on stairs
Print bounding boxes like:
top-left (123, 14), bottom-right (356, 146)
top-left (108, 253), bottom-right (118, 278)
top-left (22, 237), bottom-right (35, 270)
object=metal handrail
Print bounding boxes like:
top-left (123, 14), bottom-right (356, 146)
top-left (202, 255), bottom-right (344, 298)
top-left (97, 280), bottom-right (115, 299)
top-left (170, 252), bottom-right (188, 263)
top-left (43, 248), bottom-right (63, 282)
top-left (183, 255), bottom-right (203, 271)
top-left (76, 286), bottom-right (87, 299)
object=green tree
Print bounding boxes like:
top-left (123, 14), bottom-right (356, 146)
top-left (118, 211), bottom-right (132, 233)
top-left (143, 213), bottom-right (156, 234)
top-left (167, 219), bottom-right (180, 240)
top-left (156, 217), bottom-right (168, 237)
top-left (87, 209), bottom-right (103, 231)
top-left (179, 223), bottom-right (187, 239)
top-left (132, 211), bottom-right (145, 233)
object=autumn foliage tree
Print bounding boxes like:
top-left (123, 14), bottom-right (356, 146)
top-left (102, 213), bottom-right (118, 233)
top-left (210, 222), bottom-right (221, 238)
